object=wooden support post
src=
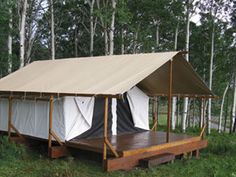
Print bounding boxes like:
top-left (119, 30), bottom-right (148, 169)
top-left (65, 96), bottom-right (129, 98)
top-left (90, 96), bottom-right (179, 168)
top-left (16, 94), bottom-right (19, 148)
top-left (192, 149), bottom-right (200, 159)
top-left (48, 95), bottom-right (54, 155)
top-left (103, 97), bottom-right (109, 165)
top-left (8, 96), bottom-right (12, 138)
top-left (167, 60), bottom-right (173, 143)
top-left (152, 97), bottom-right (158, 131)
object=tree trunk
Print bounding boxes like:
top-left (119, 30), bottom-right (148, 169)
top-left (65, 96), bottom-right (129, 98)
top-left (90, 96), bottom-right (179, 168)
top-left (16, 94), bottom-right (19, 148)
top-left (19, 0), bottom-right (28, 68)
top-left (121, 28), bottom-right (124, 54)
top-left (109, 0), bottom-right (116, 55)
top-left (219, 83), bottom-right (229, 132)
top-left (8, 4), bottom-right (12, 73)
top-left (89, 0), bottom-right (95, 56)
top-left (75, 27), bottom-right (78, 57)
top-left (200, 98), bottom-right (204, 128)
top-left (176, 97), bottom-right (180, 127)
top-left (174, 22), bottom-right (179, 51)
top-left (50, 0), bottom-right (55, 60)
top-left (182, 0), bottom-right (190, 132)
top-left (231, 74), bottom-right (236, 132)
top-left (171, 22), bottom-right (179, 130)
top-left (224, 90), bottom-right (229, 132)
top-left (133, 31), bottom-right (138, 54)
top-left (208, 24), bottom-right (215, 134)
top-left (171, 97), bottom-right (177, 130)
top-left (155, 24), bottom-right (159, 51)
top-left (104, 29), bottom-right (108, 55)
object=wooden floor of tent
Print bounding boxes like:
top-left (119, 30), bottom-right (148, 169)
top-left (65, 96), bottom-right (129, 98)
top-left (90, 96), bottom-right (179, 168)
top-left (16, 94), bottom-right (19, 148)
top-left (66, 131), bottom-right (208, 171)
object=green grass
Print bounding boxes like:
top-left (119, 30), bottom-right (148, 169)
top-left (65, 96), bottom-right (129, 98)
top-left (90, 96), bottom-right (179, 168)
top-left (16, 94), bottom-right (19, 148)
top-left (1, 129), bottom-right (236, 177)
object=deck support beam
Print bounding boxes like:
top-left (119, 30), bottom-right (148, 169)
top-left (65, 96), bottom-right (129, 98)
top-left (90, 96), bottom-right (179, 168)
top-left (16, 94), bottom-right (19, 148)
top-left (167, 60), bottom-right (173, 142)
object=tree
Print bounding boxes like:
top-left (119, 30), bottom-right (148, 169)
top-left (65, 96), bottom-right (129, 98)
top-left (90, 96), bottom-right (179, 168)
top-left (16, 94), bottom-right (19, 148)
top-left (182, 0), bottom-right (191, 132)
top-left (218, 83), bottom-right (229, 132)
top-left (85, 0), bottom-right (97, 56)
top-left (109, 0), bottom-right (116, 55)
top-left (8, 0), bottom-right (13, 73)
top-left (49, 0), bottom-right (55, 60)
top-left (18, 0), bottom-right (28, 68)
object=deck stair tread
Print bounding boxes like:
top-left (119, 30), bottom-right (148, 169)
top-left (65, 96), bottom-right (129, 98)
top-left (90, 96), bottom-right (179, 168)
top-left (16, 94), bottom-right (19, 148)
top-left (139, 153), bottom-right (175, 168)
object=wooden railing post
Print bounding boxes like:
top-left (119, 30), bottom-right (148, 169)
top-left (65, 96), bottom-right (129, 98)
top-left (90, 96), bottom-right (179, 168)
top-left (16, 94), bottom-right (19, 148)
top-left (103, 97), bottom-right (109, 166)
top-left (167, 60), bottom-right (173, 143)
top-left (48, 95), bottom-right (54, 156)
top-left (8, 96), bottom-right (12, 138)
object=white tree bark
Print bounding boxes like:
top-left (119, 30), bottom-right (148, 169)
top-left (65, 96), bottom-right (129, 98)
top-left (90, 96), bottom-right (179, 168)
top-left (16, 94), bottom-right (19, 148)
top-left (231, 74), bottom-right (236, 131)
top-left (75, 27), bottom-right (78, 57)
top-left (133, 31), bottom-right (138, 54)
top-left (171, 23), bottom-right (179, 130)
top-left (50, 0), bottom-right (55, 60)
top-left (8, 4), bottom-right (13, 73)
top-left (121, 28), bottom-right (124, 54)
top-left (109, 0), bottom-right (116, 55)
top-left (200, 99), bottom-right (204, 128)
top-left (156, 24), bottom-right (159, 50)
top-left (219, 83), bottom-right (229, 133)
top-left (96, 0), bottom-right (108, 55)
top-left (104, 30), bottom-right (108, 55)
top-left (171, 97), bottom-right (177, 130)
top-left (174, 22), bottom-right (179, 51)
top-left (208, 24), bottom-right (215, 134)
top-left (182, 0), bottom-right (190, 132)
top-left (86, 0), bottom-right (96, 56)
top-left (19, 0), bottom-right (28, 68)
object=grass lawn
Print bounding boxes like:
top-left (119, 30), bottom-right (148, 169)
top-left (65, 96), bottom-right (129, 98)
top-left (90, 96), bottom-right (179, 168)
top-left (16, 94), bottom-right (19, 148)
top-left (1, 128), bottom-right (236, 177)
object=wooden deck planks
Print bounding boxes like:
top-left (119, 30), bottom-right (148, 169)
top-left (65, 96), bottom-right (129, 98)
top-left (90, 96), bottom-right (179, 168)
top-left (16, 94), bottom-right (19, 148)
top-left (66, 131), bottom-right (199, 156)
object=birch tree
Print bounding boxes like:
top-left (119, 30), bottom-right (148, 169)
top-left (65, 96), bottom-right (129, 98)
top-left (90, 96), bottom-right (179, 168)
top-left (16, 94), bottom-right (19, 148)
top-left (171, 21), bottom-right (179, 130)
top-left (86, 0), bottom-right (97, 56)
top-left (8, 1), bottom-right (13, 73)
top-left (109, 0), bottom-right (116, 55)
top-left (19, 0), bottom-right (28, 68)
top-left (231, 74), bottom-right (236, 132)
top-left (208, 22), bottom-right (214, 134)
top-left (96, 0), bottom-right (109, 55)
top-left (49, 0), bottom-right (55, 60)
top-left (218, 83), bottom-right (229, 132)
top-left (182, 0), bottom-right (191, 132)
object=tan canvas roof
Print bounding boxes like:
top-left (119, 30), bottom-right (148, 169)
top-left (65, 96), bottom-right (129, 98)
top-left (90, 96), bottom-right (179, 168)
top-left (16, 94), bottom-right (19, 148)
top-left (0, 51), bottom-right (213, 97)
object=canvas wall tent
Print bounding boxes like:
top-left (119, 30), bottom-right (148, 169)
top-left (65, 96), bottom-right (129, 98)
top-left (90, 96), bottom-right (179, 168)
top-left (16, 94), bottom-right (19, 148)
top-left (0, 86), bottom-right (149, 141)
top-left (0, 51), bottom-right (213, 171)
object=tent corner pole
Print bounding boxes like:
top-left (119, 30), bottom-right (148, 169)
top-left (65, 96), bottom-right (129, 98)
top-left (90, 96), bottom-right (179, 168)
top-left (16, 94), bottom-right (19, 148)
top-left (8, 96), bottom-right (12, 139)
top-left (103, 97), bottom-right (109, 169)
top-left (167, 60), bottom-right (173, 143)
top-left (48, 95), bottom-right (54, 157)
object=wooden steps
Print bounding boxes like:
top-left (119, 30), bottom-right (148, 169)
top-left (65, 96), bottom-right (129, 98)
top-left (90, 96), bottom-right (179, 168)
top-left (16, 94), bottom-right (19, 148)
top-left (139, 153), bottom-right (175, 168)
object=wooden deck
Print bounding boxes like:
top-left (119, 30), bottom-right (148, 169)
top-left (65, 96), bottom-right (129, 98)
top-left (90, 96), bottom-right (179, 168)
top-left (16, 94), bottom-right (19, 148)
top-left (66, 131), bottom-right (208, 171)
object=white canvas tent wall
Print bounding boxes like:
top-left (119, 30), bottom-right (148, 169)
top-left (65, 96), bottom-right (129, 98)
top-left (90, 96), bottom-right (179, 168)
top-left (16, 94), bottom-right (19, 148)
top-left (0, 87), bottom-right (149, 141)
top-left (0, 51), bottom-right (213, 142)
